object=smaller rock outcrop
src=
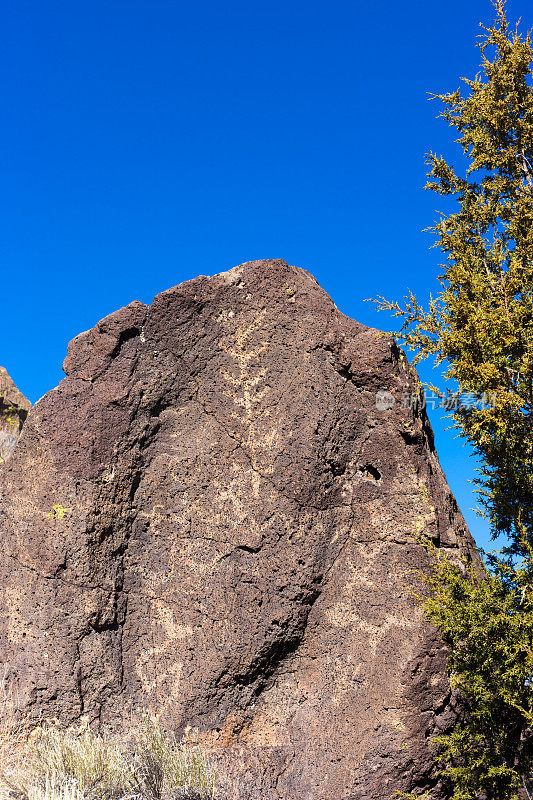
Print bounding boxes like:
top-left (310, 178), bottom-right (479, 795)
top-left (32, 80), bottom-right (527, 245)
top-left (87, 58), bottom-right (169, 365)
top-left (0, 368), bottom-right (31, 463)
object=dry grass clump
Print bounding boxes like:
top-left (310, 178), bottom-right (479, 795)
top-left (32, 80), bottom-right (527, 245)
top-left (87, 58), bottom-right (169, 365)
top-left (0, 670), bottom-right (31, 799)
top-left (0, 676), bottom-right (217, 800)
top-left (127, 714), bottom-right (218, 800)
top-left (26, 725), bottom-right (130, 800)
top-left (27, 777), bottom-right (84, 800)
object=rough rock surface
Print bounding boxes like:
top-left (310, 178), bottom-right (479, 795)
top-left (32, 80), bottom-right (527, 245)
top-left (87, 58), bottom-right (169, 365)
top-left (0, 260), bottom-right (479, 799)
top-left (0, 367), bottom-right (31, 463)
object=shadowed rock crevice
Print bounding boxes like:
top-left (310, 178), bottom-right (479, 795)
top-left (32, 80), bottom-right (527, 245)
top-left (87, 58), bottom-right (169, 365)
top-left (0, 260), bottom-right (480, 799)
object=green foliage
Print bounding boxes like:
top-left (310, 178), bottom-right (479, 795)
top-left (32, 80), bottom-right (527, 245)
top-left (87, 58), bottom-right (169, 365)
top-left (375, 0), bottom-right (533, 549)
top-left (375, 2), bottom-right (533, 796)
top-left (420, 545), bottom-right (533, 799)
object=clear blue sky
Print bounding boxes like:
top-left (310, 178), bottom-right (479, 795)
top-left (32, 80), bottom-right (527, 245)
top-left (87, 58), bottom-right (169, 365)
top-left (2, 0), bottom-right (526, 550)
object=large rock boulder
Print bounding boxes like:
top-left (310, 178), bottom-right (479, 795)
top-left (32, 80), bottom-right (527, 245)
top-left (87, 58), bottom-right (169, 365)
top-left (0, 367), bottom-right (31, 463)
top-left (0, 260), bottom-right (478, 799)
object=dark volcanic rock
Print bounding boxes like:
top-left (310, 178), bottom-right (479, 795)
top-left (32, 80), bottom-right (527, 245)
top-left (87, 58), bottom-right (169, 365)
top-left (0, 367), bottom-right (31, 463)
top-left (0, 260), bottom-right (479, 799)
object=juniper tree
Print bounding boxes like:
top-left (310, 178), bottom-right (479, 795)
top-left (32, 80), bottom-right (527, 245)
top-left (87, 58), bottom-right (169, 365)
top-left (378, 0), bottom-right (533, 549)
top-left (376, 3), bottom-right (533, 797)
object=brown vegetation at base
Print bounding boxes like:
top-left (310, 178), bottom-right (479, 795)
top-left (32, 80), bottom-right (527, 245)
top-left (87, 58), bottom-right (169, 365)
top-left (0, 674), bottom-right (217, 800)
